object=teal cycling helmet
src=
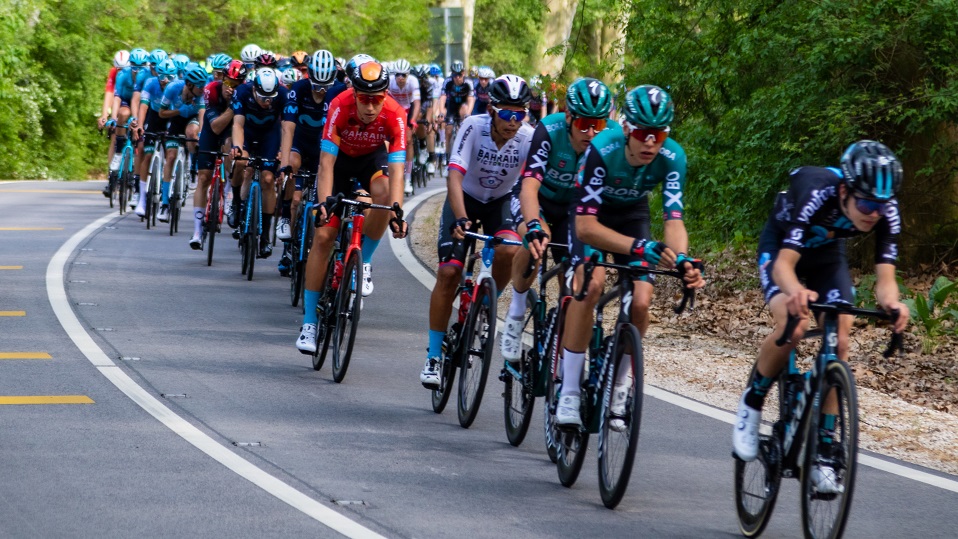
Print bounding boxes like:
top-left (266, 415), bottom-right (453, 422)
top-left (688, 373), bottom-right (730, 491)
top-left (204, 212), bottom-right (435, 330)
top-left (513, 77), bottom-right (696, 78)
top-left (149, 49), bottom-right (168, 66)
top-left (209, 53), bottom-right (232, 71)
top-left (566, 77), bottom-right (612, 119)
top-left (171, 54), bottom-right (190, 73)
top-left (623, 84), bottom-right (674, 128)
top-left (129, 48), bottom-right (150, 67)
top-left (155, 59), bottom-right (177, 79)
top-left (184, 65), bottom-right (209, 87)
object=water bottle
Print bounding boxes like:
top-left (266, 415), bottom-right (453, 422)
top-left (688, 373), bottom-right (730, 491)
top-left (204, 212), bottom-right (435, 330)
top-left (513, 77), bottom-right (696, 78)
top-left (458, 283), bottom-right (472, 323)
top-left (331, 259), bottom-right (343, 290)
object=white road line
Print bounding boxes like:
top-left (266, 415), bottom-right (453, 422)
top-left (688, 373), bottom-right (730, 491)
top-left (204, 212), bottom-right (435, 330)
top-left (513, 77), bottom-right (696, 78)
top-left (391, 192), bottom-right (958, 495)
top-left (47, 212), bottom-right (386, 539)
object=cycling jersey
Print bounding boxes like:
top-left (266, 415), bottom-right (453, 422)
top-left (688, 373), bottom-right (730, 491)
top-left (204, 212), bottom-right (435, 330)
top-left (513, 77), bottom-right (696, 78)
top-left (203, 80), bottom-right (230, 115)
top-left (104, 66), bottom-right (118, 93)
top-left (575, 129), bottom-right (687, 220)
top-left (321, 88), bottom-right (406, 162)
top-left (140, 77), bottom-right (165, 113)
top-left (429, 76), bottom-right (443, 101)
top-left (518, 112), bottom-right (620, 204)
top-left (442, 78), bottom-right (473, 110)
top-left (388, 74), bottom-right (420, 111)
top-left (114, 67), bottom-right (149, 104)
top-left (419, 76), bottom-right (434, 106)
top-left (448, 114), bottom-right (535, 203)
top-left (283, 79), bottom-right (347, 140)
top-left (472, 81), bottom-right (491, 115)
top-left (764, 166), bottom-right (900, 263)
top-left (231, 82), bottom-right (288, 127)
top-left (161, 79), bottom-right (206, 119)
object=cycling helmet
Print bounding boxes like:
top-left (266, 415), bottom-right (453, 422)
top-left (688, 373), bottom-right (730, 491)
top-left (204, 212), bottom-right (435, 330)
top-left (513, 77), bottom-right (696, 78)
top-left (240, 44), bottom-right (262, 64)
top-left (488, 74), bottom-right (531, 107)
top-left (393, 59), bottom-right (411, 75)
top-left (253, 67), bottom-right (280, 97)
top-left (290, 50), bottom-right (308, 67)
top-left (566, 77), bottom-right (612, 119)
top-left (308, 49), bottom-right (337, 85)
top-left (277, 58), bottom-right (293, 70)
top-left (349, 60), bottom-right (389, 93)
top-left (280, 67), bottom-right (299, 86)
top-left (148, 49), bottom-right (168, 66)
top-left (155, 59), bottom-right (178, 79)
top-left (450, 60), bottom-right (464, 74)
top-left (469, 65), bottom-right (478, 78)
top-left (183, 65), bottom-right (208, 87)
top-left (477, 66), bottom-right (495, 79)
top-left (623, 85), bottom-right (674, 128)
top-left (209, 53), bottom-right (232, 72)
top-left (225, 59), bottom-right (247, 81)
top-left (345, 53), bottom-right (377, 80)
top-left (171, 54), bottom-right (190, 73)
top-left (840, 140), bottom-right (903, 201)
top-left (113, 50), bottom-right (130, 69)
top-left (254, 52), bottom-right (277, 68)
top-left (429, 64), bottom-right (442, 77)
top-left (129, 48), bottom-right (150, 67)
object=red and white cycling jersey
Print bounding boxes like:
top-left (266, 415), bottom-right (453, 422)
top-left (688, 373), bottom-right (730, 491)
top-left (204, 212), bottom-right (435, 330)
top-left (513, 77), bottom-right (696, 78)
top-left (104, 66), bottom-right (119, 93)
top-left (388, 74), bottom-right (420, 111)
top-left (448, 114), bottom-right (534, 203)
top-left (321, 88), bottom-right (407, 161)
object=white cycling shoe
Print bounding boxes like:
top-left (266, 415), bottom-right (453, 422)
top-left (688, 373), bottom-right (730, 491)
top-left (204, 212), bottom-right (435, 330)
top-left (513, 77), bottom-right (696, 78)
top-left (555, 394), bottom-right (583, 428)
top-left (361, 263), bottom-right (373, 297)
top-left (500, 316), bottom-right (523, 364)
top-left (732, 392), bottom-right (761, 461)
top-left (296, 323), bottom-right (317, 355)
top-left (420, 357), bottom-right (440, 389)
top-left (609, 384), bottom-right (631, 432)
top-left (275, 217), bottom-right (291, 240)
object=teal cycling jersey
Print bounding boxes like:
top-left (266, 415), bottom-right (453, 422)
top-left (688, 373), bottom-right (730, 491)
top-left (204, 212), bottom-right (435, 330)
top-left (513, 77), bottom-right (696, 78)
top-left (160, 80), bottom-right (205, 118)
top-left (518, 112), bottom-right (620, 204)
top-left (575, 128), bottom-right (687, 220)
top-left (114, 67), bottom-right (149, 103)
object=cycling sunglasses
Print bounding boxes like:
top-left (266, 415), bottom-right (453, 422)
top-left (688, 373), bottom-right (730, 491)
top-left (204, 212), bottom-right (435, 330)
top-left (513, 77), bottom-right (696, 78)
top-left (223, 78), bottom-right (241, 89)
top-left (309, 81), bottom-right (332, 92)
top-left (356, 93), bottom-right (386, 106)
top-left (626, 122), bottom-right (670, 144)
top-left (254, 90), bottom-right (276, 103)
top-left (158, 74), bottom-right (175, 83)
top-left (854, 196), bottom-right (889, 215)
top-left (572, 116), bottom-right (607, 133)
top-left (490, 105), bottom-right (526, 122)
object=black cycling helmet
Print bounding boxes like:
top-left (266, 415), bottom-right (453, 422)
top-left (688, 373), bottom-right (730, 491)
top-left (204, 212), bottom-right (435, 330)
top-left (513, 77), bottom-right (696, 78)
top-left (450, 60), bottom-right (464, 74)
top-left (349, 60), bottom-right (389, 93)
top-left (840, 140), bottom-right (903, 201)
top-left (488, 74), bottom-right (531, 107)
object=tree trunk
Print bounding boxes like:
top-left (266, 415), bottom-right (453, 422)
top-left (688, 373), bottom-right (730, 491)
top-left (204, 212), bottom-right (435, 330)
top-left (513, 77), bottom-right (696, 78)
top-left (537, 0), bottom-right (579, 76)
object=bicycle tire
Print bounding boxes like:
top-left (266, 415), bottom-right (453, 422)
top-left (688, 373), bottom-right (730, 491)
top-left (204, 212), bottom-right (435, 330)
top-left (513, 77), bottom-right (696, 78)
top-left (734, 368), bottom-right (784, 537)
top-left (108, 171), bottom-right (116, 209)
top-left (169, 162), bottom-right (181, 236)
top-left (503, 291), bottom-right (538, 447)
top-left (544, 298), bottom-right (570, 463)
top-left (457, 278), bottom-right (497, 428)
top-left (246, 193), bottom-right (259, 281)
top-left (331, 250), bottom-right (363, 383)
top-left (801, 360), bottom-right (858, 539)
top-left (312, 255), bottom-right (337, 371)
top-left (117, 172), bottom-right (127, 215)
top-left (207, 179), bottom-right (220, 267)
top-left (556, 427), bottom-right (589, 488)
top-left (597, 323), bottom-right (644, 509)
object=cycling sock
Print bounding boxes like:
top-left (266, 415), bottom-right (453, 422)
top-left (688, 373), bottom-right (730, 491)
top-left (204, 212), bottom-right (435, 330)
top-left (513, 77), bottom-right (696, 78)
top-left (303, 290), bottom-right (320, 325)
top-left (820, 414), bottom-right (837, 443)
top-left (282, 200), bottom-right (291, 219)
top-left (560, 349), bottom-right (584, 397)
top-left (193, 208), bottom-right (204, 236)
top-left (361, 236), bottom-right (380, 264)
top-left (507, 289), bottom-right (527, 319)
top-left (616, 354), bottom-right (633, 388)
top-left (428, 329), bottom-right (445, 359)
top-left (161, 181), bottom-right (170, 205)
top-left (138, 181), bottom-right (148, 206)
top-left (745, 373), bottom-right (774, 410)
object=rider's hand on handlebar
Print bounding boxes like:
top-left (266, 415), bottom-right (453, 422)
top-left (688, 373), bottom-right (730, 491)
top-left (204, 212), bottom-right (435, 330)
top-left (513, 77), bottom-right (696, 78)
top-left (524, 219), bottom-right (549, 260)
top-left (676, 253), bottom-right (706, 289)
top-left (786, 288), bottom-right (818, 318)
top-left (451, 217), bottom-right (470, 240)
top-left (631, 238), bottom-right (676, 268)
top-left (314, 202), bottom-right (329, 227)
top-left (390, 211), bottom-right (408, 239)
top-left (882, 300), bottom-right (910, 333)
top-left (230, 146), bottom-right (243, 160)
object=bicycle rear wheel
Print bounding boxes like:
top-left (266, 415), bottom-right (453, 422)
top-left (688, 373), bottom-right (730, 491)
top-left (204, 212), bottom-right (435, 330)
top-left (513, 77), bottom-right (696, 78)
top-left (312, 256), bottom-right (337, 371)
top-left (108, 171), bottom-right (116, 209)
top-left (597, 323), bottom-right (644, 509)
top-left (503, 291), bottom-right (538, 447)
top-left (734, 369), bottom-right (784, 538)
top-left (801, 360), bottom-right (858, 539)
top-left (457, 278), bottom-right (497, 428)
top-left (544, 299), bottom-right (570, 463)
top-left (118, 170), bottom-right (129, 215)
top-left (206, 179), bottom-right (220, 267)
top-left (431, 323), bottom-right (460, 413)
top-left (332, 250), bottom-right (362, 383)
top-left (169, 163), bottom-right (181, 236)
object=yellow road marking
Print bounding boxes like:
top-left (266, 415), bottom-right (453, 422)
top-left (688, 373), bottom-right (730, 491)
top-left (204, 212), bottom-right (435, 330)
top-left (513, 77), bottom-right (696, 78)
top-left (0, 266), bottom-right (23, 270)
top-left (0, 352), bottom-right (51, 359)
top-left (0, 227), bottom-right (64, 231)
top-left (0, 189), bottom-right (103, 194)
top-left (0, 396), bottom-right (94, 404)
top-left (0, 311), bottom-right (26, 316)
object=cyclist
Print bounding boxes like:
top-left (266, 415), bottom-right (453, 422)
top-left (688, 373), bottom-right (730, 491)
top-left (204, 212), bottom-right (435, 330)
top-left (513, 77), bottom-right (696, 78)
top-left (240, 44), bottom-right (262, 72)
top-left (171, 54), bottom-right (190, 79)
top-left (387, 59), bottom-right (420, 196)
top-left (295, 59), bottom-right (409, 353)
top-left (499, 77), bottom-right (619, 362)
top-left (289, 50), bottom-right (309, 79)
top-left (471, 66), bottom-right (494, 116)
top-left (527, 76), bottom-right (546, 127)
top-left (230, 67), bottom-right (289, 258)
top-left (208, 53), bottom-right (232, 82)
top-left (99, 50), bottom-right (129, 197)
top-left (731, 140), bottom-right (909, 494)
top-left (555, 84), bottom-right (704, 427)
top-left (157, 65), bottom-right (207, 223)
top-left (133, 58), bottom-right (178, 217)
top-left (419, 75), bottom-right (535, 388)
top-left (106, 48), bottom-right (150, 189)
top-left (189, 60), bottom-right (245, 249)
top-left (277, 49), bottom-right (346, 274)
top-left (280, 67), bottom-right (299, 89)
top-left (424, 63), bottom-right (444, 173)
top-left (437, 60), bottom-right (473, 168)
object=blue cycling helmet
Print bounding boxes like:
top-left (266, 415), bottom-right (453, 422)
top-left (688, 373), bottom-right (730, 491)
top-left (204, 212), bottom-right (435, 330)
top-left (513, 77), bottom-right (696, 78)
top-left (429, 64), bottom-right (441, 76)
top-left (209, 53), bottom-right (232, 72)
top-left (129, 48), bottom-right (150, 67)
top-left (155, 59), bottom-right (177, 79)
top-left (171, 54), bottom-right (190, 73)
top-left (184, 65), bottom-right (209, 87)
top-left (149, 49), bottom-right (168, 66)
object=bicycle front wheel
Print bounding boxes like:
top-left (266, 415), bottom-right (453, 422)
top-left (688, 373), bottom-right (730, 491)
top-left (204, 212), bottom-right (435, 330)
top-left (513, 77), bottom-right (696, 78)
top-left (207, 180), bottom-right (220, 266)
top-left (312, 256), bottom-right (337, 371)
top-left (734, 369), bottom-right (784, 538)
top-left (118, 171), bottom-right (128, 215)
top-left (108, 172), bottom-right (116, 209)
top-left (431, 324), bottom-right (460, 414)
top-left (246, 193), bottom-right (260, 281)
top-left (597, 323), bottom-right (644, 509)
top-left (457, 278), bottom-right (497, 428)
top-left (544, 299), bottom-right (570, 463)
top-left (331, 251), bottom-right (362, 383)
top-left (503, 290), bottom-right (538, 447)
top-left (801, 360), bottom-right (858, 539)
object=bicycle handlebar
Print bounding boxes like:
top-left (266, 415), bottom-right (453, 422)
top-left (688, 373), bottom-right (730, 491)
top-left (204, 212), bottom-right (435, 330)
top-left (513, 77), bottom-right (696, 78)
top-left (775, 302), bottom-right (903, 357)
top-left (521, 242), bottom-right (570, 279)
top-left (461, 230), bottom-right (522, 248)
top-left (574, 251), bottom-right (703, 314)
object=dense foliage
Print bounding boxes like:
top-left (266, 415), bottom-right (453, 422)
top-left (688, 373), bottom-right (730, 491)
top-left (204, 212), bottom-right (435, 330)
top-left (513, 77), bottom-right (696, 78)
top-left (0, 0), bottom-right (430, 180)
top-left (471, 0), bottom-right (545, 75)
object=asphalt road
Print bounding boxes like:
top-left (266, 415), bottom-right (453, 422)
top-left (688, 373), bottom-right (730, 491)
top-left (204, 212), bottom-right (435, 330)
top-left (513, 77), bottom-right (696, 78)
top-left (1, 179), bottom-right (956, 538)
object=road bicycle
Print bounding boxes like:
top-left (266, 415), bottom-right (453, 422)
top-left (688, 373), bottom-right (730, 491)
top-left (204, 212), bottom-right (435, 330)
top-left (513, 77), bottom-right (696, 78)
top-left (288, 171), bottom-right (318, 308)
top-left (197, 149), bottom-right (230, 266)
top-left (734, 302), bottom-right (902, 539)
top-left (234, 155), bottom-right (269, 281)
top-left (141, 130), bottom-right (169, 229)
top-left (104, 118), bottom-right (137, 214)
top-left (311, 193), bottom-right (403, 383)
top-left (165, 135), bottom-right (196, 236)
top-left (498, 243), bottom-right (572, 447)
top-left (429, 229), bottom-right (522, 428)
top-left (547, 251), bottom-right (701, 509)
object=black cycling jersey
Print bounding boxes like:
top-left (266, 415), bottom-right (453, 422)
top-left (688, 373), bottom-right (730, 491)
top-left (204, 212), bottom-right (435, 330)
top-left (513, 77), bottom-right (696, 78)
top-left (442, 78), bottom-right (473, 109)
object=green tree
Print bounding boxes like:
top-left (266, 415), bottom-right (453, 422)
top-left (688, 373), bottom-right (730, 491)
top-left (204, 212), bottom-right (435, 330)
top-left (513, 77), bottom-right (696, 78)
top-left (471, 0), bottom-right (544, 75)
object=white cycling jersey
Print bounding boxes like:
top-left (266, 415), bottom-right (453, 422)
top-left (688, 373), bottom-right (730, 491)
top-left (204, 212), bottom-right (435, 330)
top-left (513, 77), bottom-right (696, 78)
top-left (429, 76), bottom-right (442, 101)
top-left (448, 114), bottom-right (534, 203)
top-left (388, 74), bottom-right (420, 111)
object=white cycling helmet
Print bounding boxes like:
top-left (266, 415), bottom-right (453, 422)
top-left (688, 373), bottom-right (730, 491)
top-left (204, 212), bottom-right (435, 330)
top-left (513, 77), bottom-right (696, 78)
top-left (240, 44), bottom-right (262, 64)
top-left (308, 49), bottom-right (337, 85)
top-left (113, 50), bottom-right (130, 69)
top-left (393, 59), bottom-right (411, 75)
top-left (280, 68), bottom-right (299, 86)
top-left (253, 67), bottom-right (280, 97)
top-left (478, 66), bottom-right (495, 79)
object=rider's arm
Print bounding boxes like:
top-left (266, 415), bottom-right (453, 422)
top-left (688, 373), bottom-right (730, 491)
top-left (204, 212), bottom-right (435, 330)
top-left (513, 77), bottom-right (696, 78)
top-left (518, 176), bottom-right (542, 227)
top-left (465, 83), bottom-right (475, 115)
top-left (196, 107), bottom-right (205, 134)
top-left (663, 220), bottom-right (689, 256)
top-left (875, 262), bottom-right (909, 332)
top-left (136, 101), bottom-right (149, 132)
top-left (573, 143), bottom-right (634, 254)
top-left (770, 249), bottom-right (804, 297)
top-left (129, 91), bottom-right (142, 124)
top-left (231, 114), bottom-right (246, 150)
top-left (210, 108), bottom-right (233, 135)
top-left (386, 100), bottom-right (408, 206)
top-left (316, 150), bottom-right (335, 201)
top-left (101, 91), bottom-right (114, 123)
top-left (410, 98), bottom-right (421, 126)
top-left (111, 94), bottom-right (121, 121)
top-left (279, 120), bottom-right (296, 169)
top-left (446, 117), bottom-right (473, 220)
top-left (447, 168), bottom-right (468, 221)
